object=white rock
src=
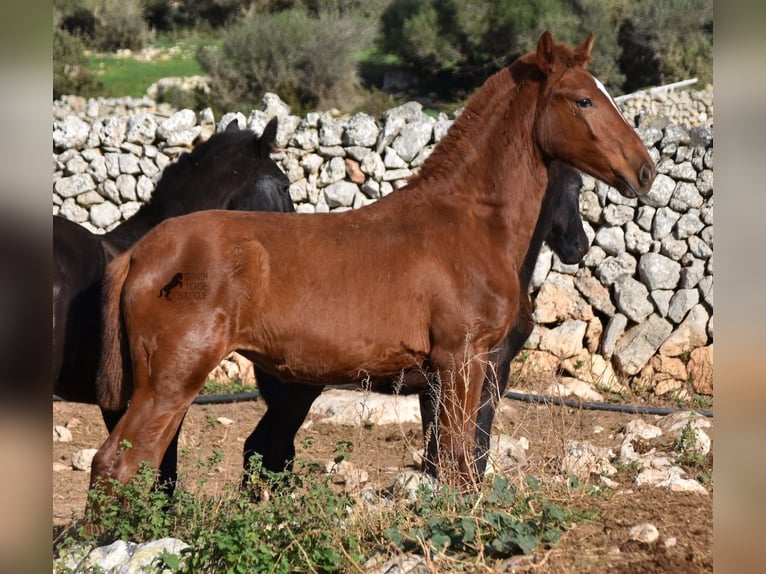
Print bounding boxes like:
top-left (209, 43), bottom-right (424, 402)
top-left (53, 425), bottom-right (73, 442)
top-left (71, 448), bottom-right (98, 471)
top-left (629, 522), bottom-right (659, 544)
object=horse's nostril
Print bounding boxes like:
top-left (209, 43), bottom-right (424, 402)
top-left (639, 163), bottom-right (655, 187)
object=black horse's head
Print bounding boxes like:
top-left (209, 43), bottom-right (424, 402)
top-left (222, 117), bottom-right (295, 214)
top-left (545, 162), bottom-right (589, 264)
top-left (149, 116), bottom-right (294, 218)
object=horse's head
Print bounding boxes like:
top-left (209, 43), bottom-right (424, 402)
top-left (545, 162), bottom-right (589, 264)
top-left (228, 117), bottom-right (295, 213)
top-left (149, 116), bottom-right (293, 217)
top-left (530, 31), bottom-right (655, 198)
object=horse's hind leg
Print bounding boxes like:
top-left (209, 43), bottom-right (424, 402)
top-left (100, 407), bottom-right (184, 496)
top-left (242, 369), bottom-right (322, 485)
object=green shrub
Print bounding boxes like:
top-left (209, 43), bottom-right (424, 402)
top-left (378, 0), bottom-right (626, 93)
top-left (53, 27), bottom-right (102, 99)
top-left (199, 5), bottom-right (377, 113)
top-left (619, 0), bottom-right (713, 91)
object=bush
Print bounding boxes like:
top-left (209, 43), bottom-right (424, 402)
top-left (91, 0), bottom-right (152, 52)
top-left (619, 0), bottom-right (713, 92)
top-left (199, 5), bottom-right (377, 113)
top-left (378, 0), bottom-right (626, 94)
top-left (53, 27), bottom-right (102, 99)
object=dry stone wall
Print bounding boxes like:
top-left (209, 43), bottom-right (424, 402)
top-left (52, 88), bottom-right (714, 398)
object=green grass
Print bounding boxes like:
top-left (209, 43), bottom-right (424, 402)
top-left (86, 37), bottom-right (211, 98)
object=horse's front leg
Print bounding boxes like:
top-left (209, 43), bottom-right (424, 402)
top-left (101, 407), bottom-right (184, 496)
top-left (431, 347), bottom-right (489, 489)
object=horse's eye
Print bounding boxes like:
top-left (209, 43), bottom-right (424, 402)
top-left (576, 98), bottom-right (593, 108)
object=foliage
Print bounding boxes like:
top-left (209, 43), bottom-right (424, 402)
top-left (619, 0), bottom-right (713, 91)
top-left (198, 4), bottom-right (378, 113)
top-left (673, 417), bottom-right (708, 469)
top-left (143, 0), bottom-right (252, 31)
top-left (53, 27), bottom-right (102, 99)
top-left (55, 450), bottom-right (571, 572)
top-left (383, 475), bottom-right (569, 559)
top-left (378, 0), bottom-right (626, 93)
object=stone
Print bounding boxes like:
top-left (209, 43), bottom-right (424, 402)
top-left (90, 201), bottom-right (122, 228)
top-left (674, 211), bottom-right (705, 239)
top-left (560, 440), bottom-right (616, 480)
top-left (574, 270), bottom-right (616, 315)
top-left (594, 226), bottom-right (626, 255)
top-left (100, 116), bottom-right (128, 148)
top-left (595, 252), bottom-right (637, 286)
top-left (625, 221), bottom-right (653, 254)
top-left (323, 181), bottom-right (359, 208)
top-left (53, 425), bottom-right (72, 442)
top-left (629, 523), bottom-right (660, 544)
top-left (659, 304), bottom-right (710, 356)
top-left (126, 112), bottom-right (158, 144)
top-left (53, 115), bottom-right (91, 149)
top-left (687, 345), bottom-right (713, 394)
top-left (71, 448), bottom-right (98, 471)
top-left (603, 204), bottom-right (635, 226)
top-left (318, 156), bottom-right (346, 186)
top-left (600, 313), bottom-right (627, 358)
top-left (638, 253), bottom-right (681, 290)
top-left (538, 320), bottom-right (588, 358)
top-left (532, 272), bottom-right (594, 323)
top-left (485, 434), bottom-right (529, 474)
top-left (652, 206), bottom-right (680, 238)
top-left (613, 315), bottom-right (673, 375)
top-left (545, 377), bottom-right (604, 402)
top-left (54, 174), bottom-right (96, 198)
top-left (667, 289), bottom-right (700, 324)
top-left (614, 277), bottom-right (654, 323)
top-left (392, 119), bottom-right (433, 163)
top-left (308, 389), bottom-right (421, 426)
top-left (343, 112), bottom-right (379, 147)
top-left (641, 173), bottom-right (675, 207)
top-left (669, 181), bottom-right (704, 211)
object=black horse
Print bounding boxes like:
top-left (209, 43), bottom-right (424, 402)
top-left (53, 118), bottom-right (293, 489)
top-left (242, 161), bottom-right (590, 482)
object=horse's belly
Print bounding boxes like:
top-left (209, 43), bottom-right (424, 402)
top-left (254, 324), bottom-right (430, 385)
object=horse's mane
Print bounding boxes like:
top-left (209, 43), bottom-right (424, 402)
top-left (409, 40), bottom-right (591, 187)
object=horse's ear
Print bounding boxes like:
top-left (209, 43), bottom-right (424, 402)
top-left (535, 30), bottom-right (555, 74)
top-left (225, 120), bottom-right (240, 132)
top-left (575, 33), bottom-right (595, 61)
top-left (258, 116), bottom-right (279, 155)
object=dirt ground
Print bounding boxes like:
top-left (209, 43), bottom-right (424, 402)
top-left (53, 394), bottom-right (712, 573)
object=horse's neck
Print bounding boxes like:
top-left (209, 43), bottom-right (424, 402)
top-left (414, 74), bottom-right (548, 265)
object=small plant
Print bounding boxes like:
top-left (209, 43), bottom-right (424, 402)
top-left (673, 418), bottom-right (708, 469)
top-left (201, 378), bottom-right (253, 396)
top-left (382, 475), bottom-right (569, 559)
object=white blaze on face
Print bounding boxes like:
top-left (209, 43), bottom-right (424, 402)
top-left (593, 76), bottom-right (631, 126)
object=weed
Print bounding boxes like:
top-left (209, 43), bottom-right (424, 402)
top-left (673, 417), bottom-right (708, 469)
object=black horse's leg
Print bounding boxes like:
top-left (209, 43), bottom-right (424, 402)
top-left (100, 407), bottom-right (183, 496)
top-left (242, 369), bottom-right (323, 486)
top-left (418, 372), bottom-right (443, 479)
top-left (473, 296), bottom-right (535, 477)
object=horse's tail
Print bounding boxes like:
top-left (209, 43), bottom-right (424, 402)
top-left (96, 250), bottom-right (133, 411)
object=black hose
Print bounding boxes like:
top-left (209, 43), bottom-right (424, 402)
top-left (53, 388), bottom-right (713, 418)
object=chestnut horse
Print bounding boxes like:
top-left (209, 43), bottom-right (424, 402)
top-left (53, 118), bottom-right (292, 488)
top-left (244, 161), bottom-right (589, 481)
top-left (93, 31), bottom-right (655, 492)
